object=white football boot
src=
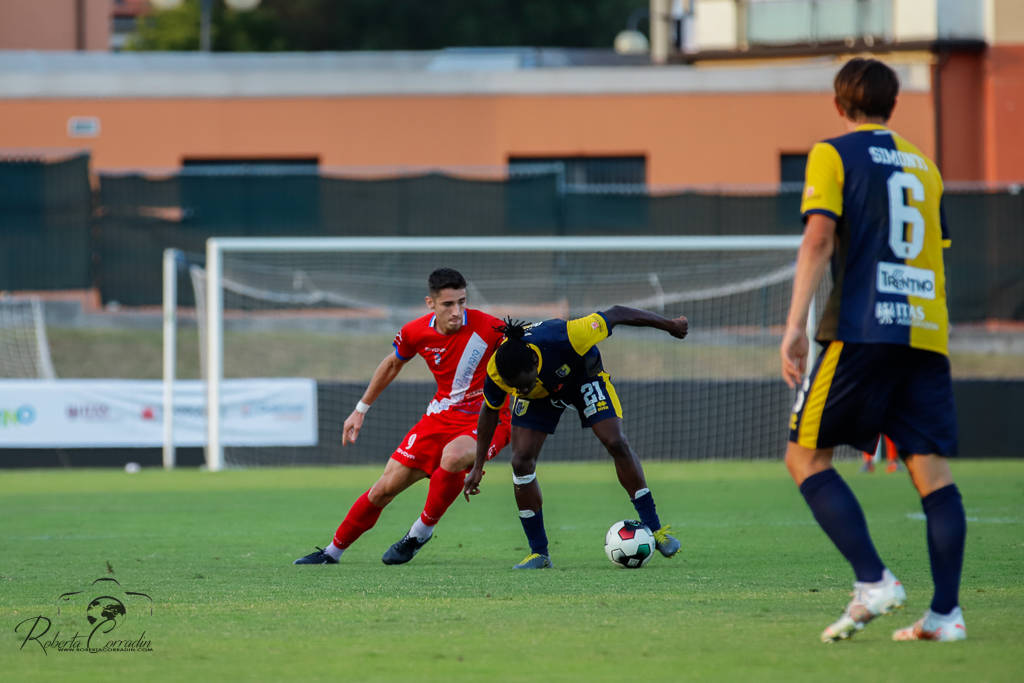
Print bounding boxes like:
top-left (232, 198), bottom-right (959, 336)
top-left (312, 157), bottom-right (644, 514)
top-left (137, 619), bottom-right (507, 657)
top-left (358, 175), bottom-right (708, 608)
top-left (821, 569), bottom-right (907, 642)
top-left (892, 607), bottom-right (967, 642)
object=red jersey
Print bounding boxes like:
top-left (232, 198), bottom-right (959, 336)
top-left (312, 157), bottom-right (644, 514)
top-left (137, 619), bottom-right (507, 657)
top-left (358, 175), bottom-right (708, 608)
top-left (392, 308), bottom-right (504, 417)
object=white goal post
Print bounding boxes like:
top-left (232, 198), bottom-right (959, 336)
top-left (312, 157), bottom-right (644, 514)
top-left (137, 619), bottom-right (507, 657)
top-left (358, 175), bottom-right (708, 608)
top-left (164, 235), bottom-right (814, 472)
top-left (0, 295), bottom-right (57, 380)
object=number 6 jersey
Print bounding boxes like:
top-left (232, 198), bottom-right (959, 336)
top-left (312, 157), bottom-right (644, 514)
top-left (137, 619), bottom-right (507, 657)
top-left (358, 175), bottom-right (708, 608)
top-left (801, 123), bottom-right (950, 355)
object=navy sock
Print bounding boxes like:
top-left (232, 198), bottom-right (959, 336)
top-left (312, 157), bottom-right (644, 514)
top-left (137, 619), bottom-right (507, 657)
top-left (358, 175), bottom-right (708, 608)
top-left (631, 489), bottom-right (662, 532)
top-left (922, 484), bottom-right (966, 614)
top-left (519, 509), bottom-right (549, 556)
top-left (799, 469), bottom-right (885, 583)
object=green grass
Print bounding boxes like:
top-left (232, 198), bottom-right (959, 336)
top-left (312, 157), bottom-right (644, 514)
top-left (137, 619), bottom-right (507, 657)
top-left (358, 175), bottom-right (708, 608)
top-left (1, 461), bottom-right (1021, 682)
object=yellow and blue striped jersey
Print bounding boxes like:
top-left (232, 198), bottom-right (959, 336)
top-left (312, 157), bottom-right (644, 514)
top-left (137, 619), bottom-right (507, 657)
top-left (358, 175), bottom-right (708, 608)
top-left (483, 312), bottom-right (610, 408)
top-left (802, 124), bottom-right (950, 355)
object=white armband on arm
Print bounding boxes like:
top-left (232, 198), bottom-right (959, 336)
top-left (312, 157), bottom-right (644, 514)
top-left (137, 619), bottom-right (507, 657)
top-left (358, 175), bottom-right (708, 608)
top-left (355, 400), bottom-right (371, 414)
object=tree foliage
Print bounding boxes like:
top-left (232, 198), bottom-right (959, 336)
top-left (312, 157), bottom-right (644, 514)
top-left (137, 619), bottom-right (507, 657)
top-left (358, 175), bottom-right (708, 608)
top-left (127, 0), bottom-right (648, 52)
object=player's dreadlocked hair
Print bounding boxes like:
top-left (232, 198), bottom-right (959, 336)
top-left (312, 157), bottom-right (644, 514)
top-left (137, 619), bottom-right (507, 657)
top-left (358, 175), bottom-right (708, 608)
top-left (494, 317), bottom-right (537, 380)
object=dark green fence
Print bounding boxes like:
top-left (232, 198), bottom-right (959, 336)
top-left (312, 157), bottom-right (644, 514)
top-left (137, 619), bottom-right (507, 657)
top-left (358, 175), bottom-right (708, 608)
top-left (1, 158), bottom-right (1020, 321)
top-left (0, 152), bottom-right (92, 291)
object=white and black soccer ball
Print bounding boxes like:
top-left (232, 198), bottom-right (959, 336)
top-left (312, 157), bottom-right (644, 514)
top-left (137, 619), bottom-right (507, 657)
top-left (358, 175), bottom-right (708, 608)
top-left (604, 520), bottom-right (655, 568)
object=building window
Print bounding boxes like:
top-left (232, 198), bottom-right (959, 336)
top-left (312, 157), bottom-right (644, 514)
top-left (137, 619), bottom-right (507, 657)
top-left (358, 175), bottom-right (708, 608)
top-left (745, 0), bottom-right (892, 47)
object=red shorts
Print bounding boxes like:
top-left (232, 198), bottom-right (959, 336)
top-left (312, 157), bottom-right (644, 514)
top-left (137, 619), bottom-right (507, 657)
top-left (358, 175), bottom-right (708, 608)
top-left (390, 409), bottom-right (511, 475)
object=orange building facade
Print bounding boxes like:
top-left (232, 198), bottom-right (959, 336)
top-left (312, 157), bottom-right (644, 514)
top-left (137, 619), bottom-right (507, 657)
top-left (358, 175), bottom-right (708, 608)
top-left (0, 6), bottom-right (1021, 186)
top-left (2, 0), bottom-right (1024, 184)
top-left (0, 53), bottom-right (958, 187)
top-left (0, 91), bottom-right (940, 187)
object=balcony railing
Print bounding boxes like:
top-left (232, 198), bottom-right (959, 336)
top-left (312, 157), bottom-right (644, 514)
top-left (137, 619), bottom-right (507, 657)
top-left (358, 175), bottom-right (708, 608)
top-left (745, 0), bottom-right (892, 46)
top-left (686, 0), bottom-right (988, 55)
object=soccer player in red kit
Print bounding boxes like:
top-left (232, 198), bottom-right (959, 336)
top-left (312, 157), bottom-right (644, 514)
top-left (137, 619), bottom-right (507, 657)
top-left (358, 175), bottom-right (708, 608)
top-left (294, 268), bottom-right (510, 565)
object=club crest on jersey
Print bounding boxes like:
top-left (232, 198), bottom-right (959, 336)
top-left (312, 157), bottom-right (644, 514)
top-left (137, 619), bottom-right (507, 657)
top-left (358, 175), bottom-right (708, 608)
top-left (513, 398), bottom-right (529, 417)
top-left (555, 364), bottom-right (570, 378)
top-left (434, 353), bottom-right (442, 365)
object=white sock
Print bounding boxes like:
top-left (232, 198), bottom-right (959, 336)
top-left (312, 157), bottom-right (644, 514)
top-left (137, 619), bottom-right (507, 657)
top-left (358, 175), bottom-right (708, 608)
top-left (324, 542), bottom-right (344, 560)
top-left (410, 518), bottom-right (434, 542)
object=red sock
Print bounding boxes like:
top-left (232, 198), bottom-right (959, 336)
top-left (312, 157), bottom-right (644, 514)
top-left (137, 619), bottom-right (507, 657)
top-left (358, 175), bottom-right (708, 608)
top-left (333, 491), bottom-right (383, 549)
top-left (884, 435), bottom-right (897, 462)
top-left (420, 467), bottom-right (467, 526)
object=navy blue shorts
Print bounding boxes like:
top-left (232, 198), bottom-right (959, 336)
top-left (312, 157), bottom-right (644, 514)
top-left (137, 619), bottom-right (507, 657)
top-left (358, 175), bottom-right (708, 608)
top-left (789, 341), bottom-right (958, 456)
top-left (510, 371), bottom-right (623, 434)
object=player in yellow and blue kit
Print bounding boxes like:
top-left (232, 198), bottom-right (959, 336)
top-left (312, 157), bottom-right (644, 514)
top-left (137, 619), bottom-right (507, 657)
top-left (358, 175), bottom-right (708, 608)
top-left (462, 305), bottom-right (689, 569)
top-left (781, 58), bottom-right (967, 643)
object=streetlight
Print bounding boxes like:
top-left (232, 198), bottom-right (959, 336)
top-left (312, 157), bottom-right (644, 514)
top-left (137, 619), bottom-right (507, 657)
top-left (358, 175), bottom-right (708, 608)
top-left (148, 0), bottom-right (261, 52)
top-left (614, 7), bottom-right (650, 55)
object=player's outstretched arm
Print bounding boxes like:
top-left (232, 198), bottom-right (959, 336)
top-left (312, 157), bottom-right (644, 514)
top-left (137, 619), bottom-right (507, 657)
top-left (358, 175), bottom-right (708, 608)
top-left (600, 305), bottom-right (688, 339)
top-left (463, 404), bottom-right (500, 501)
top-left (342, 353), bottom-right (409, 445)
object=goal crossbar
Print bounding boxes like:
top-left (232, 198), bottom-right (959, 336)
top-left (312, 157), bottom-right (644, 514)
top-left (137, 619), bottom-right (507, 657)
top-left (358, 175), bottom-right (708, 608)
top-left (206, 235), bottom-right (802, 254)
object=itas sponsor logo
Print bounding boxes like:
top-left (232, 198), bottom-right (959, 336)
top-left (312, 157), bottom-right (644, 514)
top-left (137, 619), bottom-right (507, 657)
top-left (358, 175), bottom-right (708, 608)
top-left (875, 301), bottom-right (926, 327)
top-left (877, 262), bottom-right (936, 300)
top-left (1, 405), bottom-right (36, 428)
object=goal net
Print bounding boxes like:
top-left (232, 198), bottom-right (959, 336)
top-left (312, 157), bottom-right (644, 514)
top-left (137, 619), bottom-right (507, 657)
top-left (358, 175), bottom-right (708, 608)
top-left (0, 295), bottom-right (56, 379)
top-left (175, 236), bottom-right (811, 470)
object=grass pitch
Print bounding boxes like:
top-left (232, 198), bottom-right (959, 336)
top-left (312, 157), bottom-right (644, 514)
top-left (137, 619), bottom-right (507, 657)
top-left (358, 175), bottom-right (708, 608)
top-left (1, 460), bottom-right (1021, 682)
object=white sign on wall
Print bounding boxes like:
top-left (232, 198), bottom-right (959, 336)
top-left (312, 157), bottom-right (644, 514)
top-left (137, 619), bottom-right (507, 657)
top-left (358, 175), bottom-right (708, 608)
top-left (0, 379), bottom-right (317, 448)
top-left (67, 116), bottom-right (100, 138)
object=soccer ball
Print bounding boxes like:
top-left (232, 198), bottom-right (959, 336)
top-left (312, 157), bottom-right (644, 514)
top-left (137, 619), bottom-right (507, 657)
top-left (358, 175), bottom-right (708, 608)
top-left (604, 520), bottom-right (655, 568)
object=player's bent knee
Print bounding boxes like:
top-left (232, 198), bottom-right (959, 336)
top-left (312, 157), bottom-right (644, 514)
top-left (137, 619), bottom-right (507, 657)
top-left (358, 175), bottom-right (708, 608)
top-left (440, 450), bottom-right (474, 471)
top-left (368, 475), bottom-right (409, 507)
top-left (602, 438), bottom-right (632, 459)
top-left (784, 443), bottom-right (833, 486)
top-left (904, 453), bottom-right (954, 496)
top-left (509, 450), bottom-right (538, 474)
top-left (367, 488), bottom-right (395, 507)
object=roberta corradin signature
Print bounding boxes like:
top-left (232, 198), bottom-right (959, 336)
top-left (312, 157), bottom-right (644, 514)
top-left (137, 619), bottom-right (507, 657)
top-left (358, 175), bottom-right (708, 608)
top-left (14, 577), bottom-right (154, 655)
